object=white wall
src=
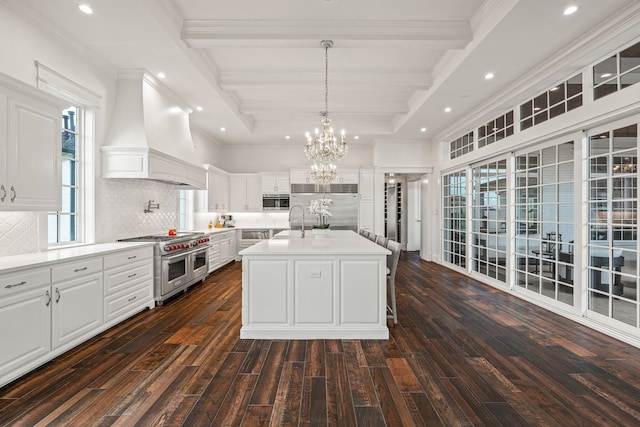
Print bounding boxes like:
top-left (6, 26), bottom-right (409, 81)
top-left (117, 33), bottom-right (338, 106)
top-left (373, 140), bottom-right (431, 168)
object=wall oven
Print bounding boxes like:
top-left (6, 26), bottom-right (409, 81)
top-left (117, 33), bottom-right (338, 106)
top-left (262, 194), bottom-right (290, 210)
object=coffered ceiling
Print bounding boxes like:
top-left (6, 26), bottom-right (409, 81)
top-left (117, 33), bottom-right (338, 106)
top-left (5, 0), bottom-right (640, 148)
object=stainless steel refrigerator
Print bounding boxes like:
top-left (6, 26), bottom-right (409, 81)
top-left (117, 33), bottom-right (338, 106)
top-left (290, 193), bottom-right (358, 231)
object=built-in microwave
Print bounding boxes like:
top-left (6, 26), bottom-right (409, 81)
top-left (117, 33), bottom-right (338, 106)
top-left (262, 194), bottom-right (290, 210)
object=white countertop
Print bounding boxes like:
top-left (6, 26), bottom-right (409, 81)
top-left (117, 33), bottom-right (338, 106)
top-left (0, 242), bottom-right (154, 273)
top-left (239, 230), bottom-right (390, 256)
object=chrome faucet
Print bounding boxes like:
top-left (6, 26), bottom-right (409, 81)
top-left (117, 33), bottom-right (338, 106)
top-left (288, 205), bottom-right (305, 238)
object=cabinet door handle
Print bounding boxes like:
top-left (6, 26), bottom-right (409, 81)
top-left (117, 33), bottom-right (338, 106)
top-left (45, 290), bottom-right (51, 307)
top-left (0, 184), bottom-right (5, 202)
top-left (10, 186), bottom-right (16, 203)
top-left (127, 296), bottom-right (137, 302)
top-left (5, 280), bottom-right (26, 289)
top-left (128, 273), bottom-right (137, 278)
top-left (55, 288), bottom-right (61, 303)
top-left (74, 267), bottom-right (88, 273)
top-left (127, 255), bottom-right (137, 260)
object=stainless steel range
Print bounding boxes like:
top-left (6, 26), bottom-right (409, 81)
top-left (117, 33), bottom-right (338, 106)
top-left (118, 232), bottom-right (210, 305)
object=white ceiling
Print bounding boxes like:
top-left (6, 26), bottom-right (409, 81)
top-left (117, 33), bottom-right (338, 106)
top-left (7, 0), bottom-right (640, 148)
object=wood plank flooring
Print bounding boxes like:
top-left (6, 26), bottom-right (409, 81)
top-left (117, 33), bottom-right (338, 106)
top-left (2, 252), bottom-right (640, 426)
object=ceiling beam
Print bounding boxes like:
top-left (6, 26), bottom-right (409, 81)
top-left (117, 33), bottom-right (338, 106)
top-left (219, 71), bottom-right (432, 91)
top-left (182, 19), bottom-right (472, 49)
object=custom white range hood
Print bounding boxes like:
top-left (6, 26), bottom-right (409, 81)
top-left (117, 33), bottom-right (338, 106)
top-left (101, 70), bottom-right (206, 189)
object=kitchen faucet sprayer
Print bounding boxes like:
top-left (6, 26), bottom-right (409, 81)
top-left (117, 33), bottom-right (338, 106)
top-left (288, 205), bottom-right (305, 238)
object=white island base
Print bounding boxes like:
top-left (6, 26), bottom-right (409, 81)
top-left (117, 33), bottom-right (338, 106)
top-left (239, 230), bottom-right (390, 339)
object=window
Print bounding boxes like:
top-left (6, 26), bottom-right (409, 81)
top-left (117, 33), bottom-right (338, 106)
top-left (514, 142), bottom-right (575, 306)
top-left (520, 74), bottom-right (583, 131)
top-left (450, 131), bottom-right (474, 159)
top-left (49, 106), bottom-right (80, 244)
top-left (471, 160), bottom-right (508, 282)
top-left (593, 40), bottom-right (640, 100)
top-left (478, 111), bottom-right (514, 148)
top-left (587, 123), bottom-right (638, 327)
top-left (442, 170), bottom-right (467, 267)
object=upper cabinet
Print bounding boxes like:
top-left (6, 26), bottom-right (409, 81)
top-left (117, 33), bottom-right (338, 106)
top-left (208, 168), bottom-right (229, 212)
top-left (336, 168), bottom-right (359, 184)
top-left (261, 173), bottom-right (290, 194)
top-left (229, 174), bottom-right (261, 211)
top-left (290, 168), bottom-right (312, 184)
top-left (359, 168), bottom-right (374, 200)
top-left (0, 74), bottom-right (64, 211)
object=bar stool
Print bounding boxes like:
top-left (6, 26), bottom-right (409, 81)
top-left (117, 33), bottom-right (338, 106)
top-left (376, 235), bottom-right (389, 247)
top-left (386, 240), bottom-right (402, 326)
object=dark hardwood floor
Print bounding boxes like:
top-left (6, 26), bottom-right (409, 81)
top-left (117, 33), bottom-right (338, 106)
top-left (2, 252), bottom-right (640, 426)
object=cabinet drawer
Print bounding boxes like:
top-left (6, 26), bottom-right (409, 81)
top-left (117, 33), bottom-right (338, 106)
top-left (104, 247), bottom-right (153, 270)
top-left (104, 260), bottom-right (153, 295)
top-left (52, 257), bottom-right (103, 283)
top-left (0, 268), bottom-right (50, 297)
top-left (104, 282), bottom-right (152, 323)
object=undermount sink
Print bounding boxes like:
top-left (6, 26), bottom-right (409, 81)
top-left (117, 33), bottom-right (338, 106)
top-left (271, 230), bottom-right (304, 239)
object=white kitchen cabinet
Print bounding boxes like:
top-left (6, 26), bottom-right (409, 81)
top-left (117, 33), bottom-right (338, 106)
top-left (290, 168), bottom-right (312, 184)
top-left (359, 168), bottom-right (374, 200)
top-left (0, 268), bottom-right (51, 385)
top-left (220, 232), bottom-right (237, 264)
top-left (103, 246), bottom-right (154, 325)
top-left (337, 168), bottom-right (359, 184)
top-left (207, 230), bottom-right (236, 272)
top-left (0, 74), bottom-right (64, 211)
top-left (0, 244), bottom-right (156, 388)
top-left (261, 173), bottom-right (290, 194)
top-left (208, 240), bottom-right (221, 273)
top-left (229, 174), bottom-right (261, 211)
top-left (208, 168), bottom-right (229, 211)
top-left (359, 168), bottom-right (375, 232)
top-left (51, 257), bottom-right (104, 350)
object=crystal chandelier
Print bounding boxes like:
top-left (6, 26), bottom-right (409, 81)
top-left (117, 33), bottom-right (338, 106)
top-left (310, 162), bottom-right (337, 185)
top-left (304, 40), bottom-right (348, 164)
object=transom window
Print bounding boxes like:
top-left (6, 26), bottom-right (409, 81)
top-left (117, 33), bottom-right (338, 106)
top-left (593, 40), bottom-right (640, 100)
top-left (520, 74), bottom-right (583, 131)
top-left (478, 111), bottom-right (514, 148)
top-left (450, 132), bottom-right (474, 159)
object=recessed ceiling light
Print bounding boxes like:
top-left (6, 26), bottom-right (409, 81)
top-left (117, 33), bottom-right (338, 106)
top-left (420, 127), bottom-right (427, 132)
top-left (285, 135), bottom-right (290, 140)
top-left (444, 107), bottom-right (452, 113)
top-left (169, 107), bottom-right (181, 114)
top-left (484, 72), bottom-right (494, 80)
top-left (156, 72), bottom-right (166, 79)
top-left (354, 135), bottom-right (359, 139)
top-left (563, 5), bottom-right (578, 16)
top-left (220, 127), bottom-right (226, 132)
top-left (196, 106), bottom-right (203, 111)
top-left (78, 4), bottom-right (93, 14)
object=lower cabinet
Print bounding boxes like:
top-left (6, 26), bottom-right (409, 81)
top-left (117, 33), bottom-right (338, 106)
top-left (207, 230), bottom-right (237, 273)
top-left (0, 244), bottom-right (154, 388)
top-left (0, 268), bottom-right (51, 384)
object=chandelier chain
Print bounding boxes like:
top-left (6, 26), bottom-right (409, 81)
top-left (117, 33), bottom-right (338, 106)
top-left (324, 43), bottom-right (329, 117)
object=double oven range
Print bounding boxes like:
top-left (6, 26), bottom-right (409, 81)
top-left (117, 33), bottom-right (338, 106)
top-left (118, 232), bottom-right (210, 305)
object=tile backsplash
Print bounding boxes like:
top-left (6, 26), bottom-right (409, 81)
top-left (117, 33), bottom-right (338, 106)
top-left (0, 212), bottom-right (39, 257)
top-left (97, 179), bottom-right (180, 242)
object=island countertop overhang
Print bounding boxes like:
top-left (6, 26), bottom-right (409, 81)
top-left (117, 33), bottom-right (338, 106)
top-left (238, 230), bottom-right (390, 256)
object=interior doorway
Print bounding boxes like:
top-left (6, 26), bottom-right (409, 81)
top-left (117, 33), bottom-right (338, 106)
top-left (384, 173), bottom-right (422, 251)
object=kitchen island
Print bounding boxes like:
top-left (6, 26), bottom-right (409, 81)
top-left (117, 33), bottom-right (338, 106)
top-left (239, 230), bottom-right (390, 339)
